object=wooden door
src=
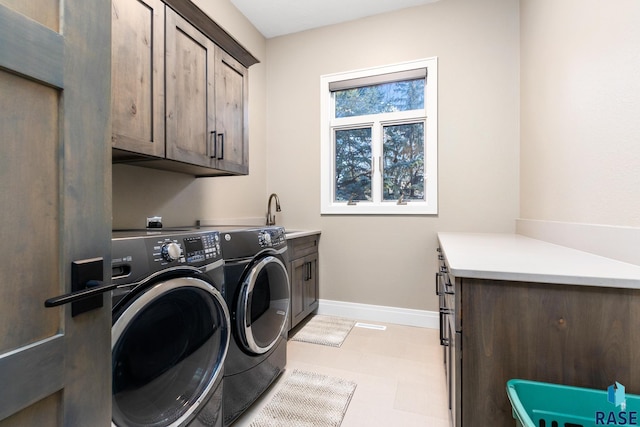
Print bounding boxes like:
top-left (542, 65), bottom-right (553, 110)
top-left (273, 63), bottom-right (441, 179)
top-left (0, 0), bottom-right (112, 425)
top-left (165, 7), bottom-right (216, 169)
top-left (111, 0), bottom-right (165, 158)
top-left (214, 48), bottom-right (249, 175)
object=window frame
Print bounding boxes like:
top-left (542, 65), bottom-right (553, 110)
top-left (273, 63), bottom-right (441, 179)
top-left (320, 58), bottom-right (438, 215)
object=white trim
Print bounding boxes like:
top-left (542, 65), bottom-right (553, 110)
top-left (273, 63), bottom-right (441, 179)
top-left (320, 57), bottom-right (438, 216)
top-left (316, 299), bottom-right (438, 329)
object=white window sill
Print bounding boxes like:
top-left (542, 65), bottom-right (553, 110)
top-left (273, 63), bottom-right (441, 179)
top-left (321, 202), bottom-right (437, 215)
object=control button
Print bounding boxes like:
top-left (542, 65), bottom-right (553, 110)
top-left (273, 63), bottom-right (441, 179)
top-left (161, 242), bottom-right (181, 262)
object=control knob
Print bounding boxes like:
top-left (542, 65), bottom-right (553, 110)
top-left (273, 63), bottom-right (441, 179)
top-left (161, 242), bottom-right (181, 262)
top-left (260, 231), bottom-right (272, 247)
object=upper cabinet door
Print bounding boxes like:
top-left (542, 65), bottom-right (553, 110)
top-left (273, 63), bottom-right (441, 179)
top-left (111, 0), bottom-right (165, 157)
top-left (0, 0), bottom-right (111, 425)
top-left (165, 7), bottom-right (217, 169)
top-left (111, 0), bottom-right (253, 176)
top-left (214, 48), bottom-right (249, 175)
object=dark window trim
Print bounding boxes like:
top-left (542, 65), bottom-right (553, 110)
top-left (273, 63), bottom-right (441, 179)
top-left (329, 68), bottom-right (426, 92)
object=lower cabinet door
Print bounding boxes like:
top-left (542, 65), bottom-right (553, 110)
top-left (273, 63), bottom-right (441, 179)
top-left (290, 257), bottom-right (306, 329)
top-left (289, 253), bottom-right (319, 330)
top-left (303, 254), bottom-right (318, 315)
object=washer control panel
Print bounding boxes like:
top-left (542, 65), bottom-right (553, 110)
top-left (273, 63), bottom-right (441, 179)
top-left (258, 228), bottom-right (286, 248)
top-left (183, 233), bottom-right (221, 263)
top-left (219, 226), bottom-right (287, 259)
top-left (150, 231), bottom-right (221, 266)
top-left (112, 230), bottom-right (224, 290)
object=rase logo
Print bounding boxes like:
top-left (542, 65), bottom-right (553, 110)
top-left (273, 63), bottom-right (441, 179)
top-left (595, 382), bottom-right (638, 425)
top-left (609, 382), bottom-right (627, 409)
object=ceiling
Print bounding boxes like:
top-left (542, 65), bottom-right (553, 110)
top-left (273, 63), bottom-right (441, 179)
top-left (230, 0), bottom-right (441, 39)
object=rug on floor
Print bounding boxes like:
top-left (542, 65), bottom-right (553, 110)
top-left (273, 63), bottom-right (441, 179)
top-left (290, 315), bottom-right (356, 347)
top-left (248, 369), bottom-right (357, 427)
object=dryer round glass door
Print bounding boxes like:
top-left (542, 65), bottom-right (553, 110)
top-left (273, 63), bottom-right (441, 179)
top-left (112, 277), bottom-right (230, 427)
top-left (237, 256), bottom-right (290, 354)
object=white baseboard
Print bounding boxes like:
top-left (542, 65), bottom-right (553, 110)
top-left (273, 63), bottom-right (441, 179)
top-left (317, 299), bottom-right (439, 329)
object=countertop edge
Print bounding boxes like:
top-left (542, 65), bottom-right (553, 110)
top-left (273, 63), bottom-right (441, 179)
top-left (438, 232), bottom-right (640, 289)
top-left (285, 230), bottom-right (322, 240)
top-left (448, 267), bottom-right (640, 289)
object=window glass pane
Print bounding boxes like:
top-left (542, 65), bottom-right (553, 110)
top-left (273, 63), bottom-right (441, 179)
top-left (382, 122), bottom-right (425, 201)
top-left (335, 79), bottom-right (424, 118)
top-left (335, 128), bottom-right (372, 201)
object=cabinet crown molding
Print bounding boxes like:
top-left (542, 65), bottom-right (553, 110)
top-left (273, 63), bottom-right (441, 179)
top-left (163, 0), bottom-right (259, 68)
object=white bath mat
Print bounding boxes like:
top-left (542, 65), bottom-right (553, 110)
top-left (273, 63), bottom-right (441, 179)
top-left (249, 370), bottom-right (357, 427)
top-left (290, 315), bottom-right (356, 347)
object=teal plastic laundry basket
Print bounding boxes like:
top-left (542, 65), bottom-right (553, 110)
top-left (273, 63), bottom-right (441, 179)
top-left (506, 379), bottom-right (640, 427)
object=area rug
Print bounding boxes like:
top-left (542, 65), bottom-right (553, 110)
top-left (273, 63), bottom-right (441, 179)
top-left (248, 370), bottom-right (357, 427)
top-left (290, 315), bottom-right (356, 347)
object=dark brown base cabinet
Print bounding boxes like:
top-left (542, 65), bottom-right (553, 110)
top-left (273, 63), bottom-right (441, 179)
top-left (440, 261), bottom-right (640, 426)
top-left (287, 234), bottom-right (320, 331)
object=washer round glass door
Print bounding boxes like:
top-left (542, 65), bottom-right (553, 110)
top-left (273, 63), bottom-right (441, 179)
top-left (237, 256), bottom-right (290, 354)
top-left (112, 277), bottom-right (230, 427)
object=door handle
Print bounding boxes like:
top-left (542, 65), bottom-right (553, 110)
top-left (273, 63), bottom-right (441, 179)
top-left (245, 291), bottom-right (253, 327)
top-left (44, 258), bottom-right (115, 316)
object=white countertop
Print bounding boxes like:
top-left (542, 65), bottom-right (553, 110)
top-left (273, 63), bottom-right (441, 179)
top-left (437, 232), bottom-right (640, 289)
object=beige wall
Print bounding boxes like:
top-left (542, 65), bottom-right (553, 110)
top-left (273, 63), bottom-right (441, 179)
top-left (112, 0), bottom-right (268, 229)
top-left (111, 0), bottom-right (640, 312)
top-left (520, 0), bottom-right (640, 227)
top-left (266, 0), bottom-right (520, 311)
top-left (112, 0), bottom-right (520, 312)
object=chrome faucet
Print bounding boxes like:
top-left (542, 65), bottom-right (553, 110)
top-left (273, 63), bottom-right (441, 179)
top-left (266, 193), bottom-right (281, 226)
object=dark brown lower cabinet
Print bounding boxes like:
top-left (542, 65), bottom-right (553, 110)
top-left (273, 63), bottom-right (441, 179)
top-left (287, 234), bottom-right (320, 331)
top-left (454, 276), bottom-right (640, 426)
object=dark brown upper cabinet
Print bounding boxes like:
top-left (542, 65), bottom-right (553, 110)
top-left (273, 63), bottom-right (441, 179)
top-left (111, 0), bottom-right (257, 176)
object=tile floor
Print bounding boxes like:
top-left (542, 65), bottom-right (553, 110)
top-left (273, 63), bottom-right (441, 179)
top-left (232, 320), bottom-right (449, 426)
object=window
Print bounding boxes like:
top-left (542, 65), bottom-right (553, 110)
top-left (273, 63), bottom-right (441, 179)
top-left (320, 58), bottom-right (438, 214)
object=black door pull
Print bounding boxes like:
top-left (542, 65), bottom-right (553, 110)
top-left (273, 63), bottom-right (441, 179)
top-left (44, 258), bottom-right (116, 316)
top-left (44, 280), bottom-right (117, 307)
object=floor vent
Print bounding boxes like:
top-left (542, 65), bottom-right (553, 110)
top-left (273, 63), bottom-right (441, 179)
top-left (354, 322), bottom-right (387, 331)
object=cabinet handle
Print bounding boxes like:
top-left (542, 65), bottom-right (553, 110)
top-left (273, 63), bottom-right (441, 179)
top-left (304, 262), bottom-right (312, 281)
top-left (439, 310), bottom-right (450, 346)
top-left (217, 132), bottom-right (224, 160)
top-left (209, 131), bottom-right (217, 159)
